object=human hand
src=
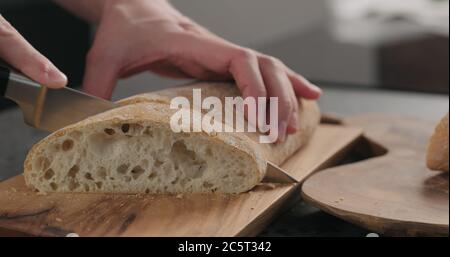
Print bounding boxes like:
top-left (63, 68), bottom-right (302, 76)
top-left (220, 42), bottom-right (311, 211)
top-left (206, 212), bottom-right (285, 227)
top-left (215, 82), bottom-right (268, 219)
top-left (0, 15), bottom-right (67, 88)
top-left (82, 0), bottom-right (322, 141)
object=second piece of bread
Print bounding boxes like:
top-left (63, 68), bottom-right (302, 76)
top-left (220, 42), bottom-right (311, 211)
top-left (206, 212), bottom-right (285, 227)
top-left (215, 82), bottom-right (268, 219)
top-left (427, 113), bottom-right (449, 172)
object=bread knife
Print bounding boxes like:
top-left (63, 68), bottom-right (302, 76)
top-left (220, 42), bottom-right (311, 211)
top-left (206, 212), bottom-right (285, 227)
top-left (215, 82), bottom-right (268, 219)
top-left (0, 62), bottom-right (296, 184)
top-left (0, 62), bottom-right (116, 132)
top-left (263, 162), bottom-right (299, 184)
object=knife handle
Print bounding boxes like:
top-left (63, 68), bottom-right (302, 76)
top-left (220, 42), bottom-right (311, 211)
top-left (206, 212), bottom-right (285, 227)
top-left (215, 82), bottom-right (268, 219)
top-left (0, 64), bottom-right (10, 96)
top-left (0, 59), bottom-right (44, 128)
top-left (0, 59), bottom-right (41, 97)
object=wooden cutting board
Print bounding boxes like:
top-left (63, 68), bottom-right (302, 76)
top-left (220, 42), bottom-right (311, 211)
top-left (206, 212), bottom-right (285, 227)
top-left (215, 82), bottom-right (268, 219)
top-left (302, 115), bottom-right (449, 236)
top-left (0, 124), bottom-right (362, 237)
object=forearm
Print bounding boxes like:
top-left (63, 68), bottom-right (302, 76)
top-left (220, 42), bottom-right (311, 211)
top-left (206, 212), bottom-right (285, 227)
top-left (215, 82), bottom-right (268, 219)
top-left (53, 0), bottom-right (175, 24)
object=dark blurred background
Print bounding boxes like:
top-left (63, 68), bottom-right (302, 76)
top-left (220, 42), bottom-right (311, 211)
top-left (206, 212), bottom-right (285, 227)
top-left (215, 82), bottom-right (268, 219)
top-left (0, 0), bottom-right (89, 109)
top-left (0, 0), bottom-right (448, 108)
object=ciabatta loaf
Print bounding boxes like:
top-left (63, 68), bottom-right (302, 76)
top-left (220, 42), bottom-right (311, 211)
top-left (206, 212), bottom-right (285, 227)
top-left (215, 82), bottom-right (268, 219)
top-left (427, 113), bottom-right (449, 173)
top-left (24, 83), bottom-right (320, 194)
top-left (119, 83), bottom-right (321, 165)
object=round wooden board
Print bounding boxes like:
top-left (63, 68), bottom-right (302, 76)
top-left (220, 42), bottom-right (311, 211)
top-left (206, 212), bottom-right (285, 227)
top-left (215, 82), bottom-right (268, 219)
top-left (302, 115), bottom-right (449, 236)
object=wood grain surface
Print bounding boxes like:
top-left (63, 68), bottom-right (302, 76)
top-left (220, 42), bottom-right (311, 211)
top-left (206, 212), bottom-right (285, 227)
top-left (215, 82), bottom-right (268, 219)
top-left (302, 115), bottom-right (449, 236)
top-left (0, 124), bottom-right (362, 237)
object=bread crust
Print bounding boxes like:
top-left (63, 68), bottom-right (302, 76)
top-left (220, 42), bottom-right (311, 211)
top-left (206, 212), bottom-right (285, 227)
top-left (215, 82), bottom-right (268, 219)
top-left (119, 82), bottom-right (321, 165)
top-left (427, 113), bottom-right (449, 172)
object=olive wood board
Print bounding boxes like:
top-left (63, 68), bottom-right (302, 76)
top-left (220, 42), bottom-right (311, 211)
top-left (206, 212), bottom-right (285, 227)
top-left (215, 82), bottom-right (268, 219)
top-left (302, 115), bottom-right (449, 236)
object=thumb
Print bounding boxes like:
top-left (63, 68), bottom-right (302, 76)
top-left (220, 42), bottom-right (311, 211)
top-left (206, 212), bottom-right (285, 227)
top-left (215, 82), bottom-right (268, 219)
top-left (82, 52), bottom-right (119, 100)
top-left (0, 15), bottom-right (67, 88)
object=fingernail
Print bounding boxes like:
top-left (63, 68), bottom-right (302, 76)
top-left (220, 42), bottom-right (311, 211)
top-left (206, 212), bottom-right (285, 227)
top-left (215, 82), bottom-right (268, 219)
top-left (278, 121), bottom-right (287, 143)
top-left (47, 68), bottom-right (68, 87)
top-left (310, 83), bottom-right (322, 94)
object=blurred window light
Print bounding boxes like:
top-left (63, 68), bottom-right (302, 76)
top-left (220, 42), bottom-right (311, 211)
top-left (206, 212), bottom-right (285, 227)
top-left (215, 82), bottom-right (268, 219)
top-left (327, 0), bottom-right (449, 45)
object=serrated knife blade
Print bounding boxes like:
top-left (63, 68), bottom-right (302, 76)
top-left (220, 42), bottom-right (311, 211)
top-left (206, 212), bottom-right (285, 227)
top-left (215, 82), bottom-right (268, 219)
top-left (1, 63), bottom-right (116, 132)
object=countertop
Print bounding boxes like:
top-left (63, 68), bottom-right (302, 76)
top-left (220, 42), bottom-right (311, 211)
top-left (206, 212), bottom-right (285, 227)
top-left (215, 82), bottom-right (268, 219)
top-left (0, 85), bottom-right (448, 237)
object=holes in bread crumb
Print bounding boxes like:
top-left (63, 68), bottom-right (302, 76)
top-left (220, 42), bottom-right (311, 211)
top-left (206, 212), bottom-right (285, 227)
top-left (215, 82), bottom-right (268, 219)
top-left (148, 173), bottom-right (156, 180)
top-left (68, 165), bottom-right (79, 178)
top-left (69, 181), bottom-right (79, 190)
top-left (85, 173), bottom-right (94, 180)
top-left (124, 176), bottom-right (132, 182)
top-left (129, 124), bottom-right (144, 134)
top-left (205, 148), bottom-right (213, 156)
top-left (117, 164), bottom-right (130, 175)
top-left (95, 182), bottom-right (103, 189)
top-left (121, 124), bottom-right (130, 133)
top-left (170, 140), bottom-right (207, 179)
top-left (35, 156), bottom-right (50, 171)
top-left (171, 141), bottom-right (196, 161)
top-left (104, 128), bottom-right (115, 135)
top-left (50, 182), bottom-right (58, 191)
top-left (62, 139), bottom-right (74, 151)
top-left (145, 189), bottom-right (150, 194)
top-left (131, 166), bottom-right (145, 180)
top-left (154, 159), bottom-right (163, 168)
top-left (96, 167), bottom-right (107, 180)
top-left (44, 169), bottom-right (55, 180)
top-left (144, 127), bottom-right (153, 137)
top-left (203, 182), bottom-right (214, 188)
top-left (120, 123), bottom-right (145, 136)
top-left (84, 184), bottom-right (89, 191)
